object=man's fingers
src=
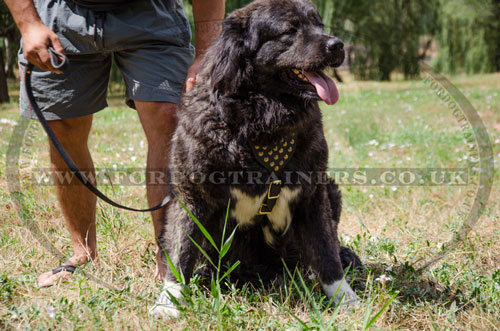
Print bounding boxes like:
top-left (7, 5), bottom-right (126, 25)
top-left (37, 59), bottom-right (55, 73)
top-left (27, 53), bottom-right (48, 71)
top-left (185, 77), bottom-right (196, 93)
top-left (38, 48), bottom-right (55, 71)
top-left (35, 47), bottom-right (62, 73)
top-left (31, 54), bottom-right (60, 73)
top-left (49, 33), bottom-right (65, 55)
top-left (185, 74), bottom-right (200, 93)
top-left (184, 56), bottom-right (202, 93)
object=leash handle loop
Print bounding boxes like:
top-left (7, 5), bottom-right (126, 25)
top-left (24, 56), bottom-right (171, 212)
top-left (48, 47), bottom-right (67, 69)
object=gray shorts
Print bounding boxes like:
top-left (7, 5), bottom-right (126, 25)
top-left (19, 0), bottom-right (195, 120)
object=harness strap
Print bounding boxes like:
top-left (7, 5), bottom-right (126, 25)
top-left (258, 179), bottom-right (282, 215)
top-left (24, 48), bottom-right (171, 212)
top-left (249, 134), bottom-right (297, 215)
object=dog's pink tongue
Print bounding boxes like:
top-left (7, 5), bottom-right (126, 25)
top-left (303, 71), bottom-right (339, 105)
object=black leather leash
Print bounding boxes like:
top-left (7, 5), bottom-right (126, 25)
top-left (24, 47), bottom-right (171, 212)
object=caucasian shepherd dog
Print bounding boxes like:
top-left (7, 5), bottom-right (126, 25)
top-left (152, 0), bottom-right (362, 318)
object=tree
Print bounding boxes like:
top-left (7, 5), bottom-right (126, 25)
top-left (174, 0), bottom-right (500, 81)
top-left (434, 0), bottom-right (500, 74)
top-left (313, 0), bottom-right (438, 81)
top-left (225, 0), bottom-right (252, 13)
top-left (0, 2), bottom-right (19, 103)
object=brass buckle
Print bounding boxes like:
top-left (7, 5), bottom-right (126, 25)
top-left (267, 180), bottom-right (282, 199)
top-left (258, 203), bottom-right (272, 215)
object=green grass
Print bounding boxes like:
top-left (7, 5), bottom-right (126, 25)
top-left (1, 73), bottom-right (499, 329)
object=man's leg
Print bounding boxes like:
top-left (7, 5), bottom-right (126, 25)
top-left (135, 101), bottom-right (178, 279)
top-left (38, 115), bottom-right (97, 287)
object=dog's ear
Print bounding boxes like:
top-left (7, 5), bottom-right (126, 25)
top-left (209, 14), bottom-right (250, 96)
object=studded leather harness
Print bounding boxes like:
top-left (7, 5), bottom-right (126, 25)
top-left (249, 134), bottom-right (297, 215)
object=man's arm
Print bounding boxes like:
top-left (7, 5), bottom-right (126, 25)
top-left (185, 0), bottom-right (225, 92)
top-left (192, 0), bottom-right (225, 57)
top-left (4, 0), bottom-right (64, 73)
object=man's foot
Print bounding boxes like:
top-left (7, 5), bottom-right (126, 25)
top-left (37, 256), bottom-right (90, 287)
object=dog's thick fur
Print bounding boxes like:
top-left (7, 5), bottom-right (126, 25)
top-left (151, 0), bottom-right (362, 318)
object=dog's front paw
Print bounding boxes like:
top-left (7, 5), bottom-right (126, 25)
top-left (150, 281), bottom-right (183, 319)
top-left (150, 302), bottom-right (180, 319)
top-left (340, 292), bottom-right (361, 308)
top-left (323, 278), bottom-right (361, 308)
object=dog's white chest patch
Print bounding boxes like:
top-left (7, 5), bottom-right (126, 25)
top-left (230, 187), bottom-right (301, 244)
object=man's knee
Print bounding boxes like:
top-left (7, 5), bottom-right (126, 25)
top-left (48, 115), bottom-right (93, 143)
top-left (48, 115), bottom-right (93, 166)
top-left (153, 103), bottom-right (177, 128)
top-left (136, 101), bottom-right (178, 139)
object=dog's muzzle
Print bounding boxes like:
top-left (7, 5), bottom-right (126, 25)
top-left (326, 38), bottom-right (345, 67)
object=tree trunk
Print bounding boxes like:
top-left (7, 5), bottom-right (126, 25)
top-left (0, 50), bottom-right (9, 104)
top-left (4, 37), bottom-right (12, 78)
top-left (4, 29), bottom-right (21, 79)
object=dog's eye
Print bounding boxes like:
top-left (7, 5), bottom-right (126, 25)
top-left (284, 27), bottom-right (297, 35)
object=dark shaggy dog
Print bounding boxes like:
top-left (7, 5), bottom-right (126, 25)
top-left (151, 0), bottom-right (362, 318)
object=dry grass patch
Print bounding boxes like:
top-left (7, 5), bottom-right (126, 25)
top-left (1, 73), bottom-right (499, 329)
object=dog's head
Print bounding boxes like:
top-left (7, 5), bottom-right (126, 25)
top-left (202, 0), bottom-right (344, 106)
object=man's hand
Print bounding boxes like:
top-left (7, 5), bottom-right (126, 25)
top-left (185, 56), bottom-right (203, 93)
top-left (22, 23), bottom-right (65, 73)
top-left (5, 0), bottom-right (65, 73)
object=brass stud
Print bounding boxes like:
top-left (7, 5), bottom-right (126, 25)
top-left (274, 155), bottom-right (279, 160)
top-left (284, 155), bottom-right (288, 160)
top-left (255, 145), bottom-right (260, 150)
top-left (268, 151), bottom-right (273, 155)
top-left (262, 146), bottom-right (267, 150)
top-left (273, 146), bottom-right (278, 152)
top-left (270, 162), bottom-right (275, 167)
top-left (279, 161), bottom-right (284, 166)
top-left (288, 147), bottom-right (292, 152)
top-left (290, 139), bottom-right (295, 144)
top-left (279, 148), bottom-right (283, 153)
top-left (274, 166), bottom-right (280, 172)
top-left (283, 142), bottom-right (288, 147)
top-left (258, 152), bottom-right (263, 157)
top-left (264, 157), bottom-right (269, 162)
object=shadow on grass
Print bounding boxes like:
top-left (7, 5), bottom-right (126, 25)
top-left (190, 258), bottom-right (468, 312)
top-left (360, 262), bottom-right (467, 310)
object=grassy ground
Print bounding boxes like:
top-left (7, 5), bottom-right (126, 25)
top-left (0, 72), bottom-right (499, 330)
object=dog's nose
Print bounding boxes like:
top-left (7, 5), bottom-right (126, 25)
top-left (326, 38), bottom-right (344, 53)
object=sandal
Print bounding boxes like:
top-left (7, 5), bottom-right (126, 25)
top-left (51, 265), bottom-right (77, 274)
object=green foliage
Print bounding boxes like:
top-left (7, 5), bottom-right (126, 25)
top-left (165, 199), bottom-right (241, 321)
top-left (314, 0), bottom-right (439, 81)
top-left (225, 0), bottom-right (253, 13)
top-left (434, 0), bottom-right (500, 74)
top-left (0, 3), bottom-right (17, 35)
top-left (0, 2), bottom-right (20, 77)
top-left (0, 273), bottom-right (17, 304)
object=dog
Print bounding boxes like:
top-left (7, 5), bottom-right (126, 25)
top-left (151, 0), bottom-right (362, 318)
